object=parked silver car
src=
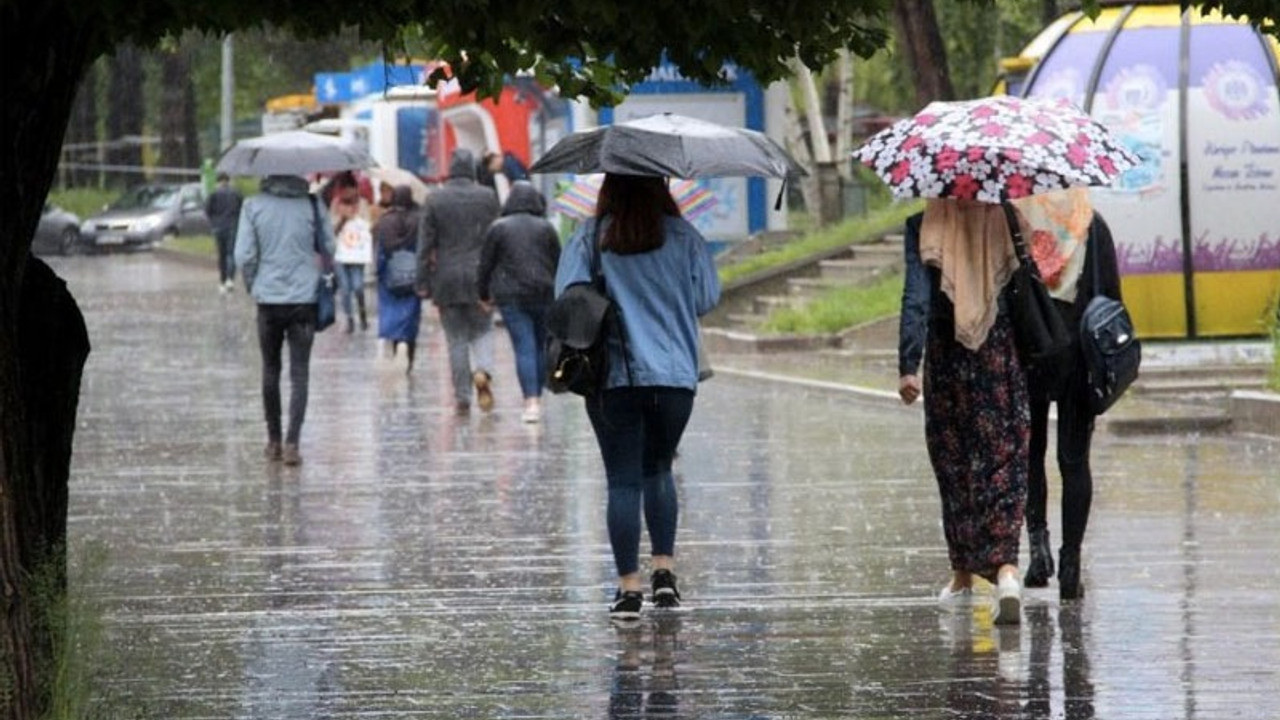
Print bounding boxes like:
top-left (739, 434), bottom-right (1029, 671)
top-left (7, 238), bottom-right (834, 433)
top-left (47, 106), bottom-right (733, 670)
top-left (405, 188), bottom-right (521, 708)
top-left (80, 183), bottom-right (211, 249)
top-left (32, 202), bottom-right (83, 256)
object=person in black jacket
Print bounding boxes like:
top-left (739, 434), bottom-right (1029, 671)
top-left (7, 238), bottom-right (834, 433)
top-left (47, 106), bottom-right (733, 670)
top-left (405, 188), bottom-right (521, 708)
top-left (205, 173), bottom-right (243, 292)
top-left (477, 181), bottom-right (561, 423)
top-left (1015, 191), bottom-right (1123, 601)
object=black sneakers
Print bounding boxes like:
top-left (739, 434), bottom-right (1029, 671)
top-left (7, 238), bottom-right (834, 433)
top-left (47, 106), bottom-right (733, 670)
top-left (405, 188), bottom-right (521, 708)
top-left (651, 570), bottom-right (682, 610)
top-left (610, 590), bottom-right (644, 621)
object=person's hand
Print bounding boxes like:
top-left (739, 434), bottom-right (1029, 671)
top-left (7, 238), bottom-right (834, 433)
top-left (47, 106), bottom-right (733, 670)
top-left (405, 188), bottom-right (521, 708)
top-left (899, 374), bottom-right (922, 405)
top-left (478, 299), bottom-right (495, 315)
top-left (416, 289), bottom-right (430, 300)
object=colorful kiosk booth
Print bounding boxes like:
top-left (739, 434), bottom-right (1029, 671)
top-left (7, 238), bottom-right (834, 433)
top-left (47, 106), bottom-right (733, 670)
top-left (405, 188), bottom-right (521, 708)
top-left (1007, 2), bottom-right (1280, 338)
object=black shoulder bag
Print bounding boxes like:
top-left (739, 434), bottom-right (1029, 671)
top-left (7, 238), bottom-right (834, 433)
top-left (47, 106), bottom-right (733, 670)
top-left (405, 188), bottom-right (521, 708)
top-left (1079, 225), bottom-right (1141, 414)
top-left (545, 223), bottom-right (632, 396)
top-left (1003, 201), bottom-right (1072, 371)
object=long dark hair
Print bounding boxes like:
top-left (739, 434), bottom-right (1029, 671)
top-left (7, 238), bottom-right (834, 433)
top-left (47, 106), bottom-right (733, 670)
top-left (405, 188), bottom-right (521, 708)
top-left (596, 173), bottom-right (680, 255)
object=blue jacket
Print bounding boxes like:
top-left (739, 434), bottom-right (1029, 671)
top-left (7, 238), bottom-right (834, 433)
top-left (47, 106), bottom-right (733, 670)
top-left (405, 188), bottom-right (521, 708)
top-left (555, 216), bottom-right (720, 391)
top-left (234, 175), bottom-right (335, 305)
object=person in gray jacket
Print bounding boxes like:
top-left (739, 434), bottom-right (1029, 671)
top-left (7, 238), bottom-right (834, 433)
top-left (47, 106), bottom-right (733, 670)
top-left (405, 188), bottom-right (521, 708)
top-left (234, 174), bottom-right (335, 466)
top-left (477, 181), bottom-right (561, 423)
top-left (417, 149), bottom-right (502, 414)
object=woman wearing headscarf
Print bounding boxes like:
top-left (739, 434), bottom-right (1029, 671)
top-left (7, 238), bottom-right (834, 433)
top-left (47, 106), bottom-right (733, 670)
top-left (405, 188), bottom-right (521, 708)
top-left (554, 173), bottom-right (720, 622)
top-left (898, 198), bottom-right (1029, 626)
top-left (371, 185), bottom-right (424, 372)
top-left (1011, 188), bottom-right (1122, 601)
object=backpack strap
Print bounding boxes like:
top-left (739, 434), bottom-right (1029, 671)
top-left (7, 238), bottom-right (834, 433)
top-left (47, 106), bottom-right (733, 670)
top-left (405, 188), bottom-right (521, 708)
top-left (591, 219), bottom-right (635, 388)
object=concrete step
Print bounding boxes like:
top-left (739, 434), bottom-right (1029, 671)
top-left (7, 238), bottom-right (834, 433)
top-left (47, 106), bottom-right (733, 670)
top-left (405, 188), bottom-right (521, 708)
top-left (1133, 377), bottom-right (1270, 396)
top-left (752, 294), bottom-right (799, 314)
top-left (848, 243), bottom-right (904, 260)
top-left (726, 312), bottom-right (766, 329)
top-left (785, 276), bottom-right (844, 299)
top-left (817, 257), bottom-right (899, 283)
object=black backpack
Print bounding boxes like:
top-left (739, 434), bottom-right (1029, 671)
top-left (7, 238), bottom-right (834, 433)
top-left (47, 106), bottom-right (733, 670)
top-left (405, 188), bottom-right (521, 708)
top-left (545, 226), bottom-right (631, 396)
top-left (1079, 226), bottom-right (1141, 415)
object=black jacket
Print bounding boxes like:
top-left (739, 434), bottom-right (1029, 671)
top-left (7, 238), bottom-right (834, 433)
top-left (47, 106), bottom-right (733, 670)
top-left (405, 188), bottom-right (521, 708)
top-left (897, 210), bottom-right (1122, 377)
top-left (476, 182), bottom-right (561, 305)
top-left (205, 184), bottom-right (243, 234)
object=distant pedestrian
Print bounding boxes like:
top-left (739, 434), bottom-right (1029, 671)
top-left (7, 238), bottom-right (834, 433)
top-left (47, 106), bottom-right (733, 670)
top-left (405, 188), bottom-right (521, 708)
top-left (477, 181), bottom-right (561, 423)
top-left (372, 185), bottom-right (424, 372)
top-left (554, 173), bottom-right (720, 621)
top-left (898, 198), bottom-right (1028, 625)
top-left (417, 149), bottom-right (502, 413)
top-left (234, 174), bottom-right (334, 467)
top-left (331, 189), bottom-right (372, 333)
top-left (1012, 189), bottom-right (1122, 601)
top-left (205, 172), bottom-right (243, 292)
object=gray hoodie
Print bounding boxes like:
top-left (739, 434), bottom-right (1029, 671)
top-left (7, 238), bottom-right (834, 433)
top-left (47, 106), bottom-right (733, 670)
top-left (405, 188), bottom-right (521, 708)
top-left (234, 175), bottom-right (336, 304)
top-left (417, 149), bottom-right (502, 304)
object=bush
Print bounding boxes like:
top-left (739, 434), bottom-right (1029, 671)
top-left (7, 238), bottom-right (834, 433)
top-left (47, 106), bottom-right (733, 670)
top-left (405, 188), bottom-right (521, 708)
top-left (46, 188), bottom-right (116, 221)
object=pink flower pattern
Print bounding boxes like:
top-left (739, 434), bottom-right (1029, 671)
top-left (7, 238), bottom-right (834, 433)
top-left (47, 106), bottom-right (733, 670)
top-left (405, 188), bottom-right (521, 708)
top-left (853, 95), bottom-right (1139, 205)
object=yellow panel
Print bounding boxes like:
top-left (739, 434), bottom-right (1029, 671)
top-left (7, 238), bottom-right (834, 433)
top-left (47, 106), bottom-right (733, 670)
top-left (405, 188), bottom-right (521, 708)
top-left (1075, 7), bottom-right (1128, 32)
top-left (1124, 3), bottom-right (1188, 28)
top-left (1123, 274), bottom-right (1188, 339)
top-left (1193, 271), bottom-right (1280, 336)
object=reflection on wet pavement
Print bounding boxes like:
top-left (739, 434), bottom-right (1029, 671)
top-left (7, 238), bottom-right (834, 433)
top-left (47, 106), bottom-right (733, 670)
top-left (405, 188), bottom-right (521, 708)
top-left (51, 254), bottom-right (1280, 718)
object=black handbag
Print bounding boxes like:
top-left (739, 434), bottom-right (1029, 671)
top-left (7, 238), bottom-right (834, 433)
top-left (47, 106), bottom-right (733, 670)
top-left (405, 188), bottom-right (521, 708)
top-left (545, 224), bottom-right (632, 396)
top-left (1079, 226), bottom-right (1141, 414)
top-left (384, 247), bottom-right (418, 296)
top-left (1002, 201), bottom-right (1071, 369)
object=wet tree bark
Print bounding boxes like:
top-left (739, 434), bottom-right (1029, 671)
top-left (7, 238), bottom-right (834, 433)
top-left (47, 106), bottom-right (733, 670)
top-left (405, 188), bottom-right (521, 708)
top-left (1, 5), bottom-right (95, 717)
top-left (160, 44), bottom-right (201, 171)
top-left (64, 65), bottom-right (99, 188)
top-left (107, 44), bottom-right (145, 187)
top-left (892, 0), bottom-right (955, 107)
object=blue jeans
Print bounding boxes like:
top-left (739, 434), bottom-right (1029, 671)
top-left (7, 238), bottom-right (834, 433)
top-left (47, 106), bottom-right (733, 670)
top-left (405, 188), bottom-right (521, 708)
top-left (585, 387), bottom-right (695, 577)
top-left (337, 263), bottom-right (365, 318)
top-left (499, 302), bottom-right (550, 398)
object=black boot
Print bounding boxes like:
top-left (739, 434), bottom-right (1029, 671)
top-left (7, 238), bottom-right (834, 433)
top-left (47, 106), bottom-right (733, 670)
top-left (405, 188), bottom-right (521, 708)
top-left (357, 293), bottom-right (368, 330)
top-left (345, 315), bottom-right (355, 334)
top-left (1025, 528), bottom-right (1054, 588)
top-left (1058, 546), bottom-right (1084, 601)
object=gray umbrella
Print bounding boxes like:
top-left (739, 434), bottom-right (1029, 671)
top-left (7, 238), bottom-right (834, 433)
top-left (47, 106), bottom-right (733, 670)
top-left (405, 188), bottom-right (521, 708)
top-left (530, 113), bottom-right (806, 179)
top-left (216, 130), bottom-right (376, 176)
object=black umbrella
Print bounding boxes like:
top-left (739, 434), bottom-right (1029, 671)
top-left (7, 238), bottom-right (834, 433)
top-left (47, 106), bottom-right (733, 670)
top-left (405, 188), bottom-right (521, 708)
top-left (530, 113), bottom-right (806, 179)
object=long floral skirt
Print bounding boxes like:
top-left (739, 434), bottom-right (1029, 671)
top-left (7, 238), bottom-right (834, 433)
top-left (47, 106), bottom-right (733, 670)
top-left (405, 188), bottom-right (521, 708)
top-left (923, 313), bottom-right (1029, 581)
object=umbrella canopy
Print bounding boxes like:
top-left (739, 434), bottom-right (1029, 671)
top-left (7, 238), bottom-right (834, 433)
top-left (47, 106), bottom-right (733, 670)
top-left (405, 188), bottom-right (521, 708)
top-left (853, 95), bottom-right (1141, 204)
top-left (217, 130), bottom-right (376, 177)
top-left (531, 113), bottom-right (806, 179)
top-left (364, 166), bottom-right (429, 205)
top-left (551, 175), bottom-right (719, 222)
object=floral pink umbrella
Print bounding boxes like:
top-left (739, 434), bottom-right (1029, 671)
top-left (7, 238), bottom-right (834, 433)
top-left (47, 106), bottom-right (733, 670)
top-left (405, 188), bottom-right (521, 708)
top-left (853, 95), bottom-right (1141, 204)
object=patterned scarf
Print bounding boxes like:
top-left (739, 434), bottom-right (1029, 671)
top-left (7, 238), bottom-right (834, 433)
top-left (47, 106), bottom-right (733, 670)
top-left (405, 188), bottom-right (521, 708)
top-left (1010, 188), bottom-right (1092, 302)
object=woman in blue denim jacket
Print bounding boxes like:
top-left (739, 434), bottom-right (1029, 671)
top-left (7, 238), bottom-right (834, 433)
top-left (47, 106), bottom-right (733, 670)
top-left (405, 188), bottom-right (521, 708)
top-left (554, 174), bottom-right (720, 621)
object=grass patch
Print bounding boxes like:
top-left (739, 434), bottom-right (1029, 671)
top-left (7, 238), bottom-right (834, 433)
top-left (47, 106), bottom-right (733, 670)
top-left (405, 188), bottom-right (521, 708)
top-left (164, 234), bottom-right (216, 258)
top-left (719, 200), bottom-right (921, 285)
top-left (47, 188), bottom-right (116, 220)
top-left (761, 270), bottom-right (904, 335)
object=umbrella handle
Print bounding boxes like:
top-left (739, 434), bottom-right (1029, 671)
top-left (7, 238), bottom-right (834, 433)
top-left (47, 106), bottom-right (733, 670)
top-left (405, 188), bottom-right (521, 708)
top-left (774, 179), bottom-right (786, 212)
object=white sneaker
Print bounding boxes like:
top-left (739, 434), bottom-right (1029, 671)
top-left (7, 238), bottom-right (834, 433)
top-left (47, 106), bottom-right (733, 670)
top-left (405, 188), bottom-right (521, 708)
top-left (521, 398), bottom-right (541, 424)
top-left (938, 582), bottom-right (974, 609)
top-left (992, 573), bottom-right (1022, 626)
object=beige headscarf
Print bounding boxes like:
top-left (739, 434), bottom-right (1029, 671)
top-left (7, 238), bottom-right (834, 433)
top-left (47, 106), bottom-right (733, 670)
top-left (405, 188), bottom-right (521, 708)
top-left (919, 199), bottom-right (1019, 351)
top-left (1010, 188), bottom-right (1093, 303)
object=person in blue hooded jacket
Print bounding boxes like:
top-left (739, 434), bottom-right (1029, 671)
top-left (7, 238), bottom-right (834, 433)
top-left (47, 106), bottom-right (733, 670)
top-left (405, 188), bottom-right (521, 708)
top-left (554, 173), bottom-right (720, 622)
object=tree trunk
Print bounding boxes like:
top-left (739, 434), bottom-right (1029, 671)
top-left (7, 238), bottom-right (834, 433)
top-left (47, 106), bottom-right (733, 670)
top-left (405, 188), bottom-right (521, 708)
top-left (160, 45), bottom-right (201, 172)
top-left (1, 6), bottom-right (95, 718)
top-left (107, 44), bottom-right (145, 187)
top-left (64, 63), bottom-right (98, 188)
top-left (892, 0), bottom-right (955, 107)
top-left (835, 50), bottom-right (855, 182)
top-left (1042, 0), bottom-right (1059, 27)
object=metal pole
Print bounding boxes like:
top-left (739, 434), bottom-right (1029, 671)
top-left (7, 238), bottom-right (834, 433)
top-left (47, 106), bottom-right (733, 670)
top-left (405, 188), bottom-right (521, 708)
top-left (220, 34), bottom-right (234, 151)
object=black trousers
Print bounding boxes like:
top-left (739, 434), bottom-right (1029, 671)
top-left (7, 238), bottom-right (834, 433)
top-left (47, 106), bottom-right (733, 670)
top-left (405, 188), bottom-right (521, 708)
top-left (257, 304), bottom-right (316, 444)
top-left (215, 227), bottom-right (236, 284)
top-left (1027, 364), bottom-right (1095, 551)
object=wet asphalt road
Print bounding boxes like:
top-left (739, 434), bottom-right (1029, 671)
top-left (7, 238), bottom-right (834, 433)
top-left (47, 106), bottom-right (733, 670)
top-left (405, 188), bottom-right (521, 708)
top-left (49, 253), bottom-right (1280, 719)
